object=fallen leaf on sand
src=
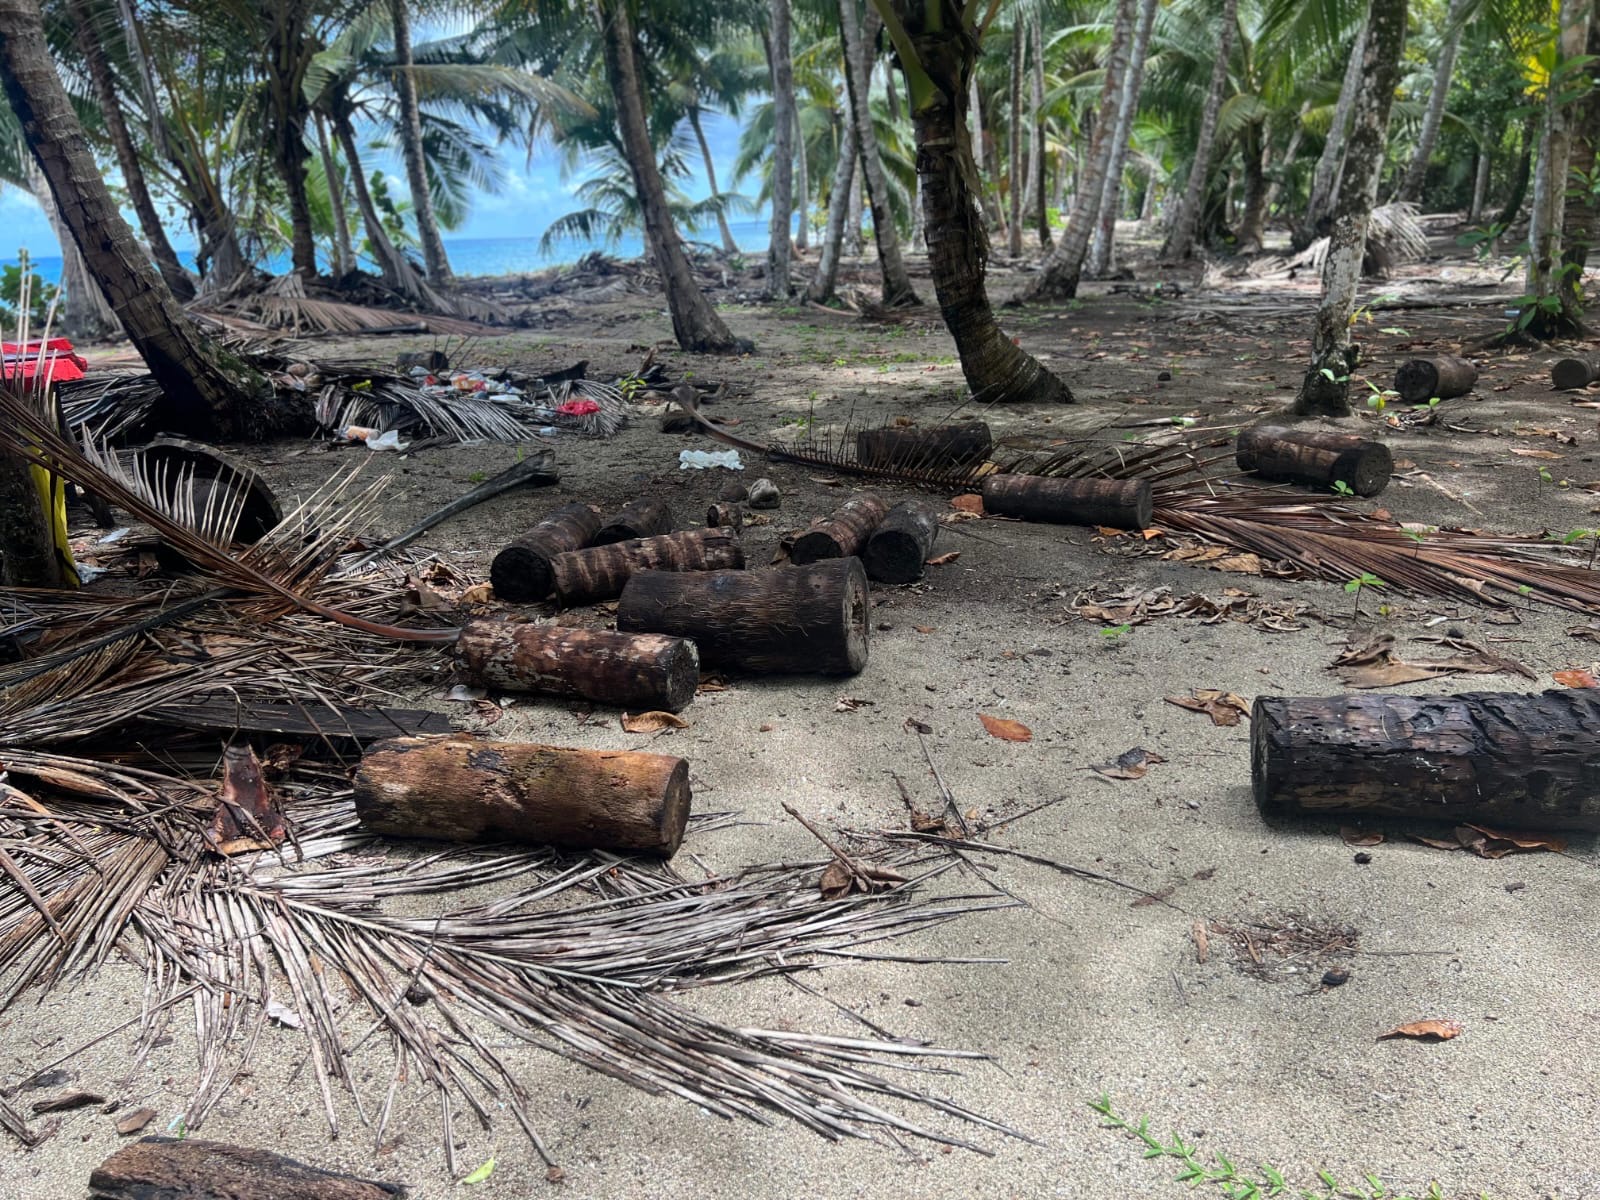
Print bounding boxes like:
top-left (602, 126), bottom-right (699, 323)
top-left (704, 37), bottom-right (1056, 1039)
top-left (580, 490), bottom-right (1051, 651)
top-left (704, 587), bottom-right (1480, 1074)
top-left (951, 494), bottom-right (984, 514)
top-left (1092, 747), bottom-right (1165, 780)
top-left (458, 583), bottom-right (495, 605)
top-left (1164, 689), bottom-right (1251, 727)
top-left (978, 713), bottom-right (1032, 742)
top-left (1412, 825), bottom-right (1566, 858)
top-left (904, 717), bottom-right (933, 733)
top-left (926, 551), bottom-right (961, 566)
top-left (1332, 632), bottom-right (1532, 689)
top-left (1509, 448), bottom-right (1563, 459)
top-left (115, 1107), bottom-right (157, 1135)
top-left (1379, 1019), bottom-right (1464, 1042)
top-left (1552, 668), bottom-right (1598, 687)
top-left (913, 625), bottom-right (937, 634)
top-left (1130, 886), bottom-right (1175, 908)
top-left (621, 711), bottom-right (689, 733)
top-left (819, 859), bottom-right (853, 899)
top-left (1162, 544), bottom-right (1273, 576)
top-left (1192, 921), bottom-right (1210, 964)
top-left (1340, 827), bottom-right (1385, 848)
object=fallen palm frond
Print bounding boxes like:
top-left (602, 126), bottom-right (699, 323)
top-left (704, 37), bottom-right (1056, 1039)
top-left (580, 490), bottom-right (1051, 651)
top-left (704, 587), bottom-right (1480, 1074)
top-left (1154, 489), bottom-right (1600, 615)
top-left (313, 368), bottom-right (627, 442)
top-left (0, 742), bottom-right (1023, 1164)
top-left (189, 270), bottom-right (508, 338)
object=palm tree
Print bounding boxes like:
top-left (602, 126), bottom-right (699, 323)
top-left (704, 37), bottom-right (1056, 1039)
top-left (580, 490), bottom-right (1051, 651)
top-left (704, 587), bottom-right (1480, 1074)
top-left (1162, 0), bottom-right (1241, 260)
top-left (874, 0), bottom-right (1070, 403)
top-left (390, 0), bottom-right (451, 281)
top-left (767, 0), bottom-right (797, 296)
top-left (1088, 0), bottom-right (1159, 276)
top-left (1294, 0), bottom-right (1406, 416)
top-left (0, 0), bottom-right (270, 435)
top-left (1397, 0), bottom-right (1474, 202)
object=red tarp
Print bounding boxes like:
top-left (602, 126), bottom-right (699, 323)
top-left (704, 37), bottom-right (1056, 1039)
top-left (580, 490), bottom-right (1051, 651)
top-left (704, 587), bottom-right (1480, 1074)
top-left (2, 338), bottom-right (87, 388)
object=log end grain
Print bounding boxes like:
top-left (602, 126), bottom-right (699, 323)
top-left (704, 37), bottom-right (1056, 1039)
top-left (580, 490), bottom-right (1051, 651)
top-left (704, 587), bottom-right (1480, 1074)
top-left (1336, 443), bottom-right (1394, 497)
top-left (862, 500), bottom-right (938, 584)
top-left (1551, 357), bottom-right (1596, 391)
top-left (489, 545), bottom-right (552, 602)
top-left (1392, 360), bottom-right (1439, 405)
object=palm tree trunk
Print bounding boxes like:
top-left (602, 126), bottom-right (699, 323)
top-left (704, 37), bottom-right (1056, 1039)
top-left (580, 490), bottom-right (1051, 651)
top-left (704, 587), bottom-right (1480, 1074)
top-left (390, 0), bottom-right (451, 283)
top-left (0, 0), bottom-right (269, 437)
top-left (1495, 120), bottom-right (1535, 229)
top-left (846, 152), bottom-right (864, 253)
top-left (971, 71), bottom-right (1006, 237)
top-left (1298, 16), bottom-right (1368, 249)
top-left (64, 0), bottom-right (192, 301)
top-left (334, 110), bottom-right (416, 292)
top-left (807, 119), bottom-right (858, 301)
top-left (1030, 15), bottom-right (1051, 248)
top-left (27, 161), bottom-right (120, 341)
top-left (315, 113), bottom-right (355, 277)
top-left (0, 451), bottom-right (58, 587)
top-left (794, 108), bottom-right (810, 250)
top-left (1468, 146), bottom-right (1490, 222)
top-left (839, 0), bottom-right (919, 305)
top-left (597, 0), bottom-right (747, 353)
top-left (889, 0), bottom-right (1068, 403)
top-left (1007, 20), bottom-right (1023, 256)
top-left (688, 106), bottom-right (739, 255)
top-left (1235, 123), bottom-right (1267, 252)
top-left (1260, 105), bottom-right (1306, 221)
top-left (1089, 0), bottom-right (1159, 276)
top-left (1294, 0), bottom-right (1407, 417)
top-left (1523, 0), bottom-right (1591, 333)
top-left (1163, 0), bottom-right (1239, 261)
top-left (265, 2), bottom-right (318, 277)
top-left (1024, 0), bottom-right (1136, 301)
top-left (1397, 0), bottom-right (1471, 203)
top-left (767, 0), bottom-right (796, 297)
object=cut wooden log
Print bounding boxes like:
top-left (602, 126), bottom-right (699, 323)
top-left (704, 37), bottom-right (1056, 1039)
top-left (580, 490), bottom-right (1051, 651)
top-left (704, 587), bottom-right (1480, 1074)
top-left (791, 493), bottom-right (889, 564)
top-left (454, 619), bottom-right (700, 712)
top-left (88, 1137), bottom-right (406, 1200)
top-left (1252, 690), bottom-right (1600, 831)
top-left (981, 475), bottom-right (1153, 529)
top-left (1235, 425), bottom-right (1393, 497)
top-left (1393, 354), bottom-right (1478, 403)
top-left (1551, 356), bottom-right (1600, 390)
top-left (489, 502), bottom-right (601, 602)
top-left (863, 499), bottom-right (940, 584)
top-left (551, 527), bottom-right (744, 607)
top-left (705, 501), bottom-right (743, 529)
top-left (856, 421), bottom-right (993, 468)
top-left (594, 497), bottom-right (673, 545)
top-left (618, 558), bottom-right (869, 675)
top-left (354, 735), bottom-right (691, 855)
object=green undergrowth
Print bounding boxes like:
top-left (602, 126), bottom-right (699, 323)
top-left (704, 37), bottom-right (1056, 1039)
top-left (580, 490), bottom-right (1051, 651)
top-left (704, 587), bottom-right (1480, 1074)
top-left (1089, 1095), bottom-right (1492, 1200)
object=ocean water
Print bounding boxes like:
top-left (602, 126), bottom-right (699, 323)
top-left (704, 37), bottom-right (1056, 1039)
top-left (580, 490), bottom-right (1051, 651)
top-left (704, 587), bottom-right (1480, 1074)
top-left (5, 217), bottom-right (778, 286)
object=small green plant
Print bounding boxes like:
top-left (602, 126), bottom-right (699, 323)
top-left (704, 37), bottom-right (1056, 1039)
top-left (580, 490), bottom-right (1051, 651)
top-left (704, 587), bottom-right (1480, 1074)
top-left (466, 470), bottom-right (486, 485)
top-left (1561, 526), bottom-right (1600, 568)
top-left (1457, 221), bottom-right (1508, 261)
top-left (1345, 571), bottom-right (1387, 620)
top-left (1363, 380), bottom-right (1399, 413)
top-left (1538, 465), bottom-right (1554, 493)
top-left (1100, 623), bottom-right (1132, 642)
top-left (1518, 583), bottom-right (1535, 609)
top-left (1331, 480), bottom-right (1355, 497)
top-left (1090, 1094), bottom-right (1460, 1200)
top-left (1412, 396), bottom-right (1441, 414)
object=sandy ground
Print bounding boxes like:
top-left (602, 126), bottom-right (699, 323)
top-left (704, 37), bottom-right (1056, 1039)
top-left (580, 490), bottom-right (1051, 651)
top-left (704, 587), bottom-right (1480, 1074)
top-left (4, 243), bottom-right (1600, 1200)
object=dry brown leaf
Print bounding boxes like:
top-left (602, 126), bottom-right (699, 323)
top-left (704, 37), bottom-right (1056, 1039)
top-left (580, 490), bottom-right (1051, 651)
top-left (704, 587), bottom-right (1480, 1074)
top-left (926, 551), bottom-right (961, 566)
top-left (1553, 668), bottom-right (1598, 687)
top-left (903, 717), bottom-right (933, 733)
top-left (1410, 834), bottom-right (1463, 851)
top-left (951, 494), bottom-right (984, 514)
top-left (1164, 689), bottom-right (1251, 727)
top-left (1091, 747), bottom-right (1165, 780)
top-left (978, 713), bottom-right (1032, 742)
top-left (818, 859), bottom-right (853, 899)
top-left (1333, 633), bottom-right (1532, 689)
top-left (459, 583), bottom-right (495, 605)
top-left (621, 711), bottom-right (689, 733)
top-left (1464, 824), bottom-right (1567, 855)
top-left (1379, 1019), bottom-right (1464, 1042)
top-left (1509, 448), bottom-right (1563, 459)
top-left (913, 625), bottom-right (937, 634)
top-left (1191, 921), bottom-right (1210, 964)
top-left (835, 696), bottom-right (874, 712)
top-left (1340, 827), bottom-right (1384, 848)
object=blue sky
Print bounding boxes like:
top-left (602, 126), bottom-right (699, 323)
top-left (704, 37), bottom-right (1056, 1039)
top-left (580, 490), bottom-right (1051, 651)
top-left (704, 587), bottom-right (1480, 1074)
top-left (0, 107), bottom-right (749, 259)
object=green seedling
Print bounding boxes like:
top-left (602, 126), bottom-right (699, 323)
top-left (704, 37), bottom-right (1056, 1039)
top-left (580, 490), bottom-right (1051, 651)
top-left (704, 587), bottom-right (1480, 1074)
top-left (466, 470), bottom-right (486, 485)
top-left (1331, 480), bottom-right (1355, 497)
top-left (1561, 526), bottom-right (1600, 568)
top-left (1100, 623), bottom-right (1132, 642)
top-left (1538, 465), bottom-right (1554, 493)
top-left (1345, 571), bottom-right (1387, 620)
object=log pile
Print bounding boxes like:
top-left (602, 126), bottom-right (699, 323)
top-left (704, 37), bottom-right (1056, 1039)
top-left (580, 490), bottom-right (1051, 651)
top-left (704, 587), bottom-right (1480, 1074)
top-left (490, 502), bottom-right (601, 602)
top-left (1236, 425), bottom-right (1392, 496)
top-left (551, 527), bottom-right (745, 606)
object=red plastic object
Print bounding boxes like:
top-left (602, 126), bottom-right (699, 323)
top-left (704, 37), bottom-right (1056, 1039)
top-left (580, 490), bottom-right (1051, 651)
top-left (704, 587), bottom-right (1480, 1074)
top-left (1, 338), bottom-right (87, 388)
top-left (556, 398), bottom-right (601, 417)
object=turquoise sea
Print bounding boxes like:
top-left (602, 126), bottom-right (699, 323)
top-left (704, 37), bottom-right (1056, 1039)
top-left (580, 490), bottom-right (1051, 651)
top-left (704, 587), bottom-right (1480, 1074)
top-left (5, 217), bottom-right (779, 286)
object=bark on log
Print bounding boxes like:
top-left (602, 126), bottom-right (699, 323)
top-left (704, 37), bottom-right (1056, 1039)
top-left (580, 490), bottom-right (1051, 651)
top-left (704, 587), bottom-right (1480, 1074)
top-left (981, 474), bottom-right (1153, 529)
top-left (705, 501), bottom-right (743, 529)
top-left (791, 492), bottom-right (889, 564)
top-left (1551, 356), bottom-right (1600, 390)
top-left (855, 421), bottom-right (993, 468)
top-left (594, 497), bottom-right (673, 546)
top-left (454, 619), bottom-right (700, 712)
top-left (88, 1137), bottom-right (405, 1200)
top-left (1393, 354), bottom-right (1478, 403)
top-left (354, 735), bottom-right (691, 855)
top-left (617, 558), bottom-right (870, 675)
top-left (489, 503), bottom-right (602, 602)
top-left (863, 499), bottom-right (940, 583)
top-left (1235, 425), bottom-right (1393, 496)
top-left (551, 527), bottom-right (745, 607)
top-left (1252, 690), bottom-right (1600, 831)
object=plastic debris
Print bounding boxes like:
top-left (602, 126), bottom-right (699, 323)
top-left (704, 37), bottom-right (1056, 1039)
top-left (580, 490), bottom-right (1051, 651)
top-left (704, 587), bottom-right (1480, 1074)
top-left (679, 449), bottom-right (744, 471)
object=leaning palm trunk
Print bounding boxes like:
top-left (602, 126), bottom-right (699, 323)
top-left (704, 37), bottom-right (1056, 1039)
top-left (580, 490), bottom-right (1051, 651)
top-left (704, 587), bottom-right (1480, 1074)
top-left (391, 0), bottom-right (452, 283)
top-left (333, 110), bottom-right (439, 306)
top-left (1521, 0), bottom-right (1591, 335)
top-left (0, 0), bottom-right (270, 437)
top-left (806, 120), bottom-right (859, 302)
top-left (1397, 0), bottom-right (1471, 203)
top-left (64, 0), bottom-right (192, 301)
top-left (881, 0), bottom-right (1070, 403)
top-left (598, 0), bottom-right (747, 352)
top-left (1162, 0), bottom-right (1239, 261)
top-left (1006, 20), bottom-right (1023, 256)
top-left (1023, 0), bottom-right (1136, 300)
top-left (315, 114), bottom-right (355, 277)
top-left (1294, 0), bottom-right (1407, 417)
top-left (767, 0), bottom-right (796, 297)
top-left (1297, 16), bottom-right (1368, 250)
top-left (264, 3), bottom-right (319, 277)
top-left (27, 163), bottom-right (120, 341)
top-left (840, 0), bottom-right (920, 305)
top-left (1088, 0), bottom-right (1159, 276)
top-left (688, 106), bottom-right (738, 255)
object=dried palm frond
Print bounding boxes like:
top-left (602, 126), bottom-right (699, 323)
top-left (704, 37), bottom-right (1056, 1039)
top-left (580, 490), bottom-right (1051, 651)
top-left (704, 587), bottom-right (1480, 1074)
top-left (1304, 202), bottom-right (1429, 277)
top-left (315, 371), bottom-right (628, 443)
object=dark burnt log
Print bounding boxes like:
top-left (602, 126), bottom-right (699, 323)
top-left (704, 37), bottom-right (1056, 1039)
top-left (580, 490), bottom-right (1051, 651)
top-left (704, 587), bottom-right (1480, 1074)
top-left (593, 497), bottom-right (673, 546)
top-left (855, 421), bottom-right (993, 468)
top-left (489, 502), bottom-right (602, 602)
top-left (88, 1137), bottom-right (406, 1200)
top-left (617, 557), bottom-right (869, 675)
top-left (1393, 354), bottom-right (1477, 403)
top-left (1235, 425), bottom-right (1393, 496)
top-left (863, 499), bottom-right (940, 584)
top-left (550, 527), bottom-right (744, 607)
top-left (705, 501), bottom-right (743, 529)
top-left (1551, 356), bottom-right (1600, 390)
top-left (981, 474), bottom-right (1153, 529)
